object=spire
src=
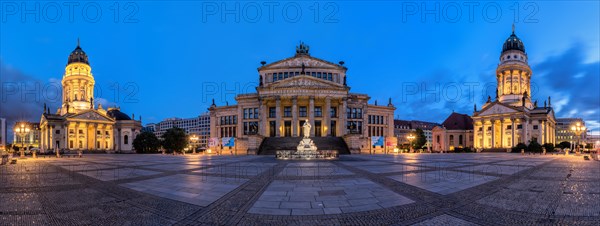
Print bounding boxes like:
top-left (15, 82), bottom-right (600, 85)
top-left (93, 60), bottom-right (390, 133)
top-left (512, 23), bottom-right (515, 34)
top-left (548, 96), bottom-right (551, 107)
top-left (77, 37), bottom-right (80, 47)
top-left (474, 104), bottom-right (477, 112)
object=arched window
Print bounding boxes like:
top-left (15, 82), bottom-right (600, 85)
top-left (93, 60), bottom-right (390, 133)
top-left (459, 135), bottom-right (463, 145)
top-left (449, 135), bottom-right (454, 146)
top-left (124, 135), bottom-right (129, 145)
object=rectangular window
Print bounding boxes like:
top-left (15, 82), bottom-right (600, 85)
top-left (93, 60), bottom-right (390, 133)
top-left (284, 107), bottom-right (292, 117)
top-left (299, 106), bottom-right (307, 117)
top-left (327, 73), bottom-right (332, 81)
top-left (314, 107), bottom-right (322, 117)
top-left (506, 125), bottom-right (512, 130)
top-left (55, 130), bottom-right (60, 134)
top-left (254, 108), bottom-right (259, 119)
top-left (278, 72), bottom-right (283, 80)
top-left (533, 125), bottom-right (538, 130)
top-left (97, 131), bottom-right (101, 135)
top-left (317, 72), bottom-right (322, 78)
top-left (284, 72), bottom-right (289, 79)
top-left (330, 107), bottom-right (337, 118)
top-left (269, 107), bottom-right (276, 118)
top-left (243, 109), bottom-right (248, 119)
top-left (517, 125), bottom-right (523, 129)
top-left (311, 72), bottom-right (316, 77)
top-left (272, 74), bottom-right (277, 82)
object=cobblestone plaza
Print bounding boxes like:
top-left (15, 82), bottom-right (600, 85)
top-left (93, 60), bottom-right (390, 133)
top-left (1, 154), bottom-right (598, 225)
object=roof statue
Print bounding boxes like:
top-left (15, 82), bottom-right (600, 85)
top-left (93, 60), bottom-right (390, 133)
top-left (296, 41), bottom-right (310, 55)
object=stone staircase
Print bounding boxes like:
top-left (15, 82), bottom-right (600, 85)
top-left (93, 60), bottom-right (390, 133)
top-left (257, 137), bottom-right (351, 155)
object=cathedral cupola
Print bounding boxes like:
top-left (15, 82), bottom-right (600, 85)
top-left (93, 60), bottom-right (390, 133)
top-left (61, 39), bottom-right (96, 114)
top-left (496, 25), bottom-right (533, 109)
top-left (67, 38), bottom-right (90, 65)
top-left (501, 25), bottom-right (526, 54)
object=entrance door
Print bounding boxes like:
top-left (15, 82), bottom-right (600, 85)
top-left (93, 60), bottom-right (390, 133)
top-left (330, 120), bottom-right (337, 136)
top-left (284, 121), bottom-right (291, 137)
top-left (269, 121), bottom-right (276, 137)
top-left (315, 121), bottom-right (322, 137)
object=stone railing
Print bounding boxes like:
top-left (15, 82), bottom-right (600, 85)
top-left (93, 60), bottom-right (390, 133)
top-left (276, 150), bottom-right (338, 160)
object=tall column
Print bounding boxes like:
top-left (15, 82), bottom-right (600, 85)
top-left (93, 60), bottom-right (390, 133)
top-left (309, 96), bottom-right (315, 137)
top-left (500, 120), bottom-right (505, 148)
top-left (275, 97), bottom-right (281, 137)
top-left (340, 98), bottom-right (347, 136)
top-left (543, 120), bottom-right (547, 144)
top-left (481, 120), bottom-right (486, 148)
top-left (292, 96), bottom-right (298, 137)
top-left (511, 118), bottom-right (516, 147)
top-left (522, 119), bottom-right (529, 144)
top-left (259, 98), bottom-right (267, 136)
top-left (324, 97), bottom-right (331, 137)
top-left (491, 120), bottom-right (496, 148)
top-left (538, 120), bottom-right (543, 144)
top-left (474, 124), bottom-right (479, 148)
top-left (237, 106), bottom-right (243, 138)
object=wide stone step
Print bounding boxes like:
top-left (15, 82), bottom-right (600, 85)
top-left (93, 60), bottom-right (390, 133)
top-left (258, 137), bottom-right (350, 155)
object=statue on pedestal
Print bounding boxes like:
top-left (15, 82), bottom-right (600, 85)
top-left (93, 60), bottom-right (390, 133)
top-left (297, 119), bottom-right (317, 153)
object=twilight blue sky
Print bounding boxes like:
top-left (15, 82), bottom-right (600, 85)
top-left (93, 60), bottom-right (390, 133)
top-left (1, 1), bottom-right (599, 138)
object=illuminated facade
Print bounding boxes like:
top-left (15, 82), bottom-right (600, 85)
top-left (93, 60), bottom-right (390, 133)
top-left (148, 112), bottom-right (211, 149)
top-left (472, 26), bottom-right (556, 150)
top-left (555, 118), bottom-right (586, 144)
top-left (209, 43), bottom-right (396, 154)
top-left (0, 118), bottom-right (6, 151)
top-left (39, 41), bottom-right (142, 153)
top-left (12, 121), bottom-right (41, 150)
top-left (432, 113), bottom-right (474, 152)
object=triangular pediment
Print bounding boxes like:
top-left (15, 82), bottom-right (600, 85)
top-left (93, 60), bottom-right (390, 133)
top-left (262, 55), bottom-right (343, 70)
top-left (265, 75), bottom-right (345, 90)
top-left (476, 102), bottom-right (521, 116)
top-left (67, 110), bottom-right (115, 122)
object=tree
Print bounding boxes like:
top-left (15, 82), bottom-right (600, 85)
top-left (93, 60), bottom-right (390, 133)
top-left (133, 131), bottom-right (160, 153)
top-left (543, 143), bottom-right (555, 152)
top-left (512, 143), bottom-right (528, 153)
top-left (558, 141), bottom-right (571, 150)
top-left (412, 128), bottom-right (427, 149)
top-left (161, 127), bottom-right (188, 154)
top-left (528, 141), bottom-right (543, 153)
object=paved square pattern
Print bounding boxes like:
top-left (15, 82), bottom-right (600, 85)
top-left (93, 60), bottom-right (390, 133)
top-left (248, 178), bottom-right (413, 215)
top-left (122, 174), bottom-right (248, 206)
top-left (389, 170), bottom-right (499, 195)
top-left (1, 153), bottom-right (598, 225)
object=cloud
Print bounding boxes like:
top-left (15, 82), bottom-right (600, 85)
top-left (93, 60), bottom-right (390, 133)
top-left (0, 60), bottom-right (62, 141)
top-left (532, 42), bottom-right (600, 133)
top-left (395, 42), bottom-right (600, 134)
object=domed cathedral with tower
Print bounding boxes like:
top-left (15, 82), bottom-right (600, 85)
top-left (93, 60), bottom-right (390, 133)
top-left (209, 42), bottom-right (397, 155)
top-left (472, 25), bottom-right (556, 151)
top-left (39, 40), bottom-right (142, 153)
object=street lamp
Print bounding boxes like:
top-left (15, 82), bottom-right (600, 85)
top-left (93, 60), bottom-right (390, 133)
top-left (189, 134), bottom-right (199, 154)
top-left (407, 134), bottom-right (415, 153)
top-left (571, 122), bottom-right (586, 155)
top-left (14, 123), bottom-right (31, 159)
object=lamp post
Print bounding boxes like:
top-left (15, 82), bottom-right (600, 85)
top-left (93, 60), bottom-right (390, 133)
top-left (571, 122), bottom-right (586, 155)
top-left (189, 134), bottom-right (199, 154)
top-left (14, 123), bottom-right (31, 159)
top-left (407, 134), bottom-right (415, 153)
